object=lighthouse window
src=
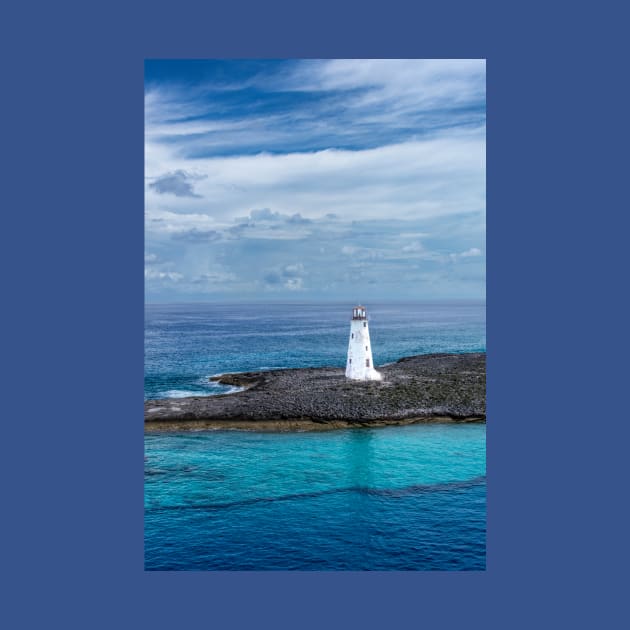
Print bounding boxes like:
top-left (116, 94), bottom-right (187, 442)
top-left (349, 358), bottom-right (352, 363)
top-left (366, 359), bottom-right (370, 367)
top-left (365, 346), bottom-right (368, 351)
top-left (363, 322), bottom-right (366, 328)
top-left (351, 333), bottom-right (354, 339)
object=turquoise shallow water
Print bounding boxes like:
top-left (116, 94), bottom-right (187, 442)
top-left (144, 302), bottom-right (486, 570)
top-left (145, 423), bottom-right (486, 570)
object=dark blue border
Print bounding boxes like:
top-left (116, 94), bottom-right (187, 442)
top-left (4, 1), bottom-right (628, 628)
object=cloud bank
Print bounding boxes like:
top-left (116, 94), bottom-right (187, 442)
top-left (145, 59), bottom-right (486, 301)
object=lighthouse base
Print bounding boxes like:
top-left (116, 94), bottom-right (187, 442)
top-left (345, 368), bottom-right (382, 382)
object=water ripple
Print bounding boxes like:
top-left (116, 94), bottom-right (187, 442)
top-left (146, 475), bottom-right (486, 513)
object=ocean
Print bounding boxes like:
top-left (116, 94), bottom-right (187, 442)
top-left (144, 301), bottom-right (486, 570)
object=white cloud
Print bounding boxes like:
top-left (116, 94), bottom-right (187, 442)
top-left (459, 247), bottom-right (482, 257)
top-left (280, 59), bottom-right (486, 116)
top-left (190, 270), bottom-right (237, 285)
top-left (146, 130), bottom-right (485, 228)
top-left (449, 247), bottom-right (483, 262)
top-left (284, 278), bottom-right (303, 291)
top-left (144, 269), bottom-right (183, 282)
top-left (145, 209), bottom-right (218, 235)
top-left (402, 241), bottom-right (425, 253)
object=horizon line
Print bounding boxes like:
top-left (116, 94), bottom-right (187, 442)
top-left (145, 298), bottom-right (486, 306)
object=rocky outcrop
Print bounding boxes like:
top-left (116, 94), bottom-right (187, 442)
top-left (144, 352), bottom-right (486, 431)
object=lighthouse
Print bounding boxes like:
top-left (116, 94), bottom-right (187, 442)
top-left (345, 305), bottom-right (382, 381)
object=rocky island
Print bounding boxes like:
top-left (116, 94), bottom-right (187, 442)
top-left (145, 352), bottom-right (486, 432)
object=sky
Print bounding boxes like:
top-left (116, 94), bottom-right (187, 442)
top-left (145, 59), bottom-right (486, 303)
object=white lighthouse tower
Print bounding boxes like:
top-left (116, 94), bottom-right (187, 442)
top-left (345, 305), bottom-right (382, 381)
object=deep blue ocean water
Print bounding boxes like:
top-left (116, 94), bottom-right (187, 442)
top-left (144, 301), bottom-right (486, 570)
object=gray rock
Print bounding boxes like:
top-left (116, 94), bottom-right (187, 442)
top-left (144, 353), bottom-right (486, 431)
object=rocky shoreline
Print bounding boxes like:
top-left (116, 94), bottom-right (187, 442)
top-left (145, 352), bottom-right (486, 432)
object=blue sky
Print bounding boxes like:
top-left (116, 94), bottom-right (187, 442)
top-left (145, 59), bottom-right (485, 302)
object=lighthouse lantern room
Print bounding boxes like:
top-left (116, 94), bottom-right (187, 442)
top-left (345, 305), bottom-right (382, 381)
